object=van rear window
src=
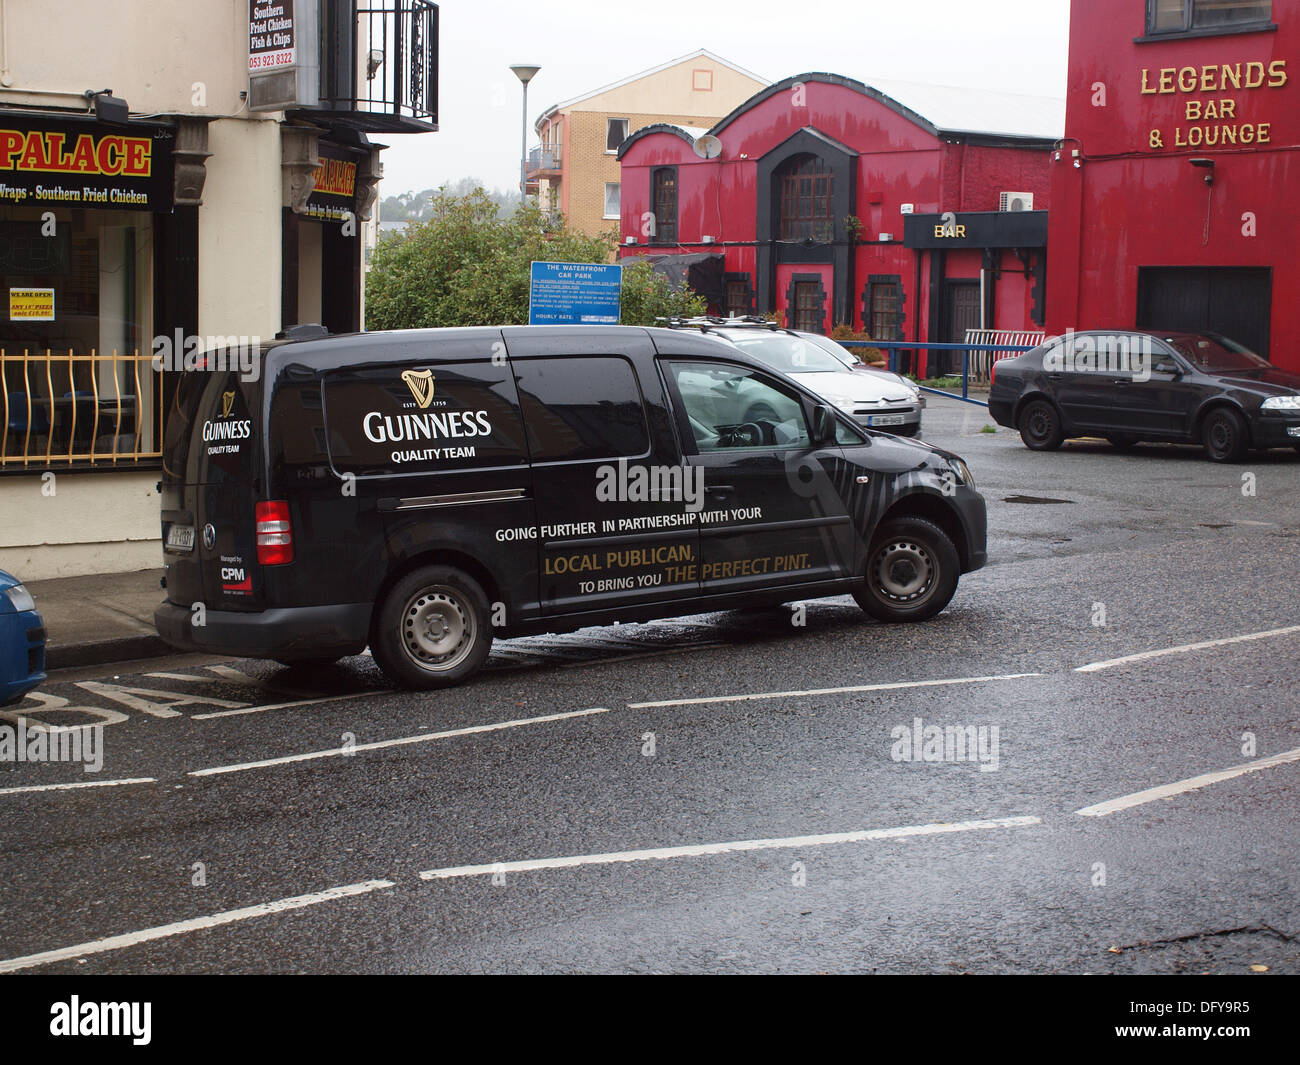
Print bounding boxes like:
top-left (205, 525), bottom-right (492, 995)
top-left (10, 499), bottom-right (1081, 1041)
top-left (323, 361), bottom-right (527, 476)
top-left (513, 356), bottom-right (649, 463)
top-left (162, 371), bottom-right (257, 485)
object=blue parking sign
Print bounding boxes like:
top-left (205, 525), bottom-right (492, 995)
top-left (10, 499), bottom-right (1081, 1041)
top-left (528, 261), bottom-right (622, 325)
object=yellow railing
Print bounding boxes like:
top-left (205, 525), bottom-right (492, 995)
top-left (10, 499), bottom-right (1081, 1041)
top-left (0, 349), bottom-right (162, 468)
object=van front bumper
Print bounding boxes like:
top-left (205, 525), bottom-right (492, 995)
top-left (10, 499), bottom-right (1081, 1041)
top-left (154, 601), bottom-right (371, 660)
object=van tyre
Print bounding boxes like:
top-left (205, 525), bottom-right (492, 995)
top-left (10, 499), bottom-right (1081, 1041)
top-left (1018, 399), bottom-right (1064, 451)
top-left (371, 566), bottom-right (493, 689)
top-left (1201, 407), bottom-right (1249, 463)
top-left (854, 516), bottom-right (960, 623)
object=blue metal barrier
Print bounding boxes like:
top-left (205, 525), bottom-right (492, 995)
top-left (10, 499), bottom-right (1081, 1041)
top-left (839, 340), bottom-right (1038, 407)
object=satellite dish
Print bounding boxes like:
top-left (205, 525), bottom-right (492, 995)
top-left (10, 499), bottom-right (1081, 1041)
top-left (692, 134), bottom-right (722, 159)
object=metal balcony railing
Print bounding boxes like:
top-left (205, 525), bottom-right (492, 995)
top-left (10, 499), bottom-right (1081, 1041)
top-left (319, 0), bottom-right (439, 133)
top-left (1, 350), bottom-right (161, 469)
top-left (527, 145), bottom-right (562, 173)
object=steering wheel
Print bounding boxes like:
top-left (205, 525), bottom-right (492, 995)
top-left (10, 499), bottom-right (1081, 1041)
top-left (724, 422), bottom-right (763, 447)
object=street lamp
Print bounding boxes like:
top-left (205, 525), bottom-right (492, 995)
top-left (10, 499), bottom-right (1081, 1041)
top-left (510, 64), bottom-right (541, 209)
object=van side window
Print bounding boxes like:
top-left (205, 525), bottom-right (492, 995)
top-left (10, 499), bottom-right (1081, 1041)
top-left (667, 362), bottom-right (810, 451)
top-left (513, 356), bottom-right (650, 463)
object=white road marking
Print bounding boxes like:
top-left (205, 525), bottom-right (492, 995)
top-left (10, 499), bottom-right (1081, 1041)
top-left (144, 671), bottom-right (216, 681)
top-left (191, 690), bottom-right (384, 720)
top-left (187, 706), bottom-right (612, 777)
top-left (1076, 746), bottom-right (1300, 817)
top-left (628, 672), bottom-right (1041, 709)
top-left (1075, 624), bottom-right (1300, 673)
top-left (418, 815), bottom-right (1042, 880)
top-left (0, 777), bottom-right (156, 797)
top-left (0, 879), bottom-right (395, 973)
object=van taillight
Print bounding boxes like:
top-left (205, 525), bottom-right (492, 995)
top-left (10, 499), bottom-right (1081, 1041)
top-left (255, 500), bottom-right (293, 565)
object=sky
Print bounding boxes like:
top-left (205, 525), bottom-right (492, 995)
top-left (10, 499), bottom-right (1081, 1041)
top-left (378, 0), bottom-right (1072, 197)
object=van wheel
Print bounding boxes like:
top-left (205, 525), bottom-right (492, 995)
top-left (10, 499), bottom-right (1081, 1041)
top-left (1017, 399), bottom-right (1064, 451)
top-left (853, 516), bottom-right (959, 623)
top-left (1201, 407), bottom-right (1249, 463)
top-left (371, 566), bottom-right (493, 689)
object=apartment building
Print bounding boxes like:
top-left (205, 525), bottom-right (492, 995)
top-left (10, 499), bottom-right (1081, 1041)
top-left (528, 49), bottom-right (766, 239)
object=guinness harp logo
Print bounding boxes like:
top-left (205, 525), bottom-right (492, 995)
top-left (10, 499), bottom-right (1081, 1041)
top-left (221, 391), bottom-right (236, 418)
top-left (401, 369), bottom-right (436, 409)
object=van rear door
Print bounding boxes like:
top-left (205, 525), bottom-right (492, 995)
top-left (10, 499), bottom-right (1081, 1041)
top-left (160, 368), bottom-right (264, 612)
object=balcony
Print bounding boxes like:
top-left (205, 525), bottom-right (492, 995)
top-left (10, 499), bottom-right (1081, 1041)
top-left (526, 144), bottom-right (562, 176)
top-left (307, 0), bottom-right (439, 134)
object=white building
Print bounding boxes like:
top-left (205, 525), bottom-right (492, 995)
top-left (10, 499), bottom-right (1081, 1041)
top-left (0, 0), bottom-right (438, 578)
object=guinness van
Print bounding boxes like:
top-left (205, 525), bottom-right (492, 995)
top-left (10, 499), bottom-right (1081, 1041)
top-left (155, 325), bottom-right (987, 689)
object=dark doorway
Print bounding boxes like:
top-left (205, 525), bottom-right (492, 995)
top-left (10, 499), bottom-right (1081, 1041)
top-left (935, 280), bottom-right (980, 376)
top-left (1136, 267), bottom-right (1272, 356)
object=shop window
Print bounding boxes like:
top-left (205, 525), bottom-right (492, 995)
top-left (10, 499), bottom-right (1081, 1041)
top-left (777, 155), bottom-right (833, 242)
top-left (865, 276), bottom-right (904, 341)
top-left (604, 183), bottom-right (621, 219)
top-left (651, 168), bottom-right (678, 244)
top-left (606, 118), bottom-right (629, 153)
top-left (1147, 0), bottom-right (1271, 35)
top-left (1, 210), bottom-right (159, 470)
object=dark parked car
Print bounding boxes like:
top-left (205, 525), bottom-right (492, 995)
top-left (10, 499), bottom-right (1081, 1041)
top-left (989, 330), bottom-right (1300, 462)
top-left (0, 569), bottom-right (46, 706)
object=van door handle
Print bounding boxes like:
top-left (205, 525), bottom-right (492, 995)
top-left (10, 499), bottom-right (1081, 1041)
top-left (705, 485), bottom-right (734, 496)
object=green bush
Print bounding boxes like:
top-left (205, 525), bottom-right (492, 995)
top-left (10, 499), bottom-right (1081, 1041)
top-left (365, 190), bottom-right (706, 330)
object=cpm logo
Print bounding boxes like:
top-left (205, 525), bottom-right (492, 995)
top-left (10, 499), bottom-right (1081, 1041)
top-left (401, 369), bottom-right (435, 409)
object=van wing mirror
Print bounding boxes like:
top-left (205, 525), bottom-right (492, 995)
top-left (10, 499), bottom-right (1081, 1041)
top-left (811, 403), bottom-right (836, 445)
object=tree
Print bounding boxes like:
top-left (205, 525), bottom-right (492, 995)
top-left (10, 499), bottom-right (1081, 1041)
top-left (366, 190), bottom-right (612, 329)
top-left (366, 191), bottom-right (705, 330)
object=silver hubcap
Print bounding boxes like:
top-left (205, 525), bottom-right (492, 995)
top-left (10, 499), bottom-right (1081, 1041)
top-left (872, 540), bottom-right (934, 602)
top-left (400, 587), bottom-right (475, 671)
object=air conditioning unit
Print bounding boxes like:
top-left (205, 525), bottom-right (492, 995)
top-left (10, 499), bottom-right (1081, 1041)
top-left (999, 191), bottom-right (1034, 212)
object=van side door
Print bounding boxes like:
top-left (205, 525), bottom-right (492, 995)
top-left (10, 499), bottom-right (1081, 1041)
top-left (321, 337), bottom-right (541, 622)
top-left (662, 358), bottom-right (856, 596)
top-left (502, 328), bottom-right (701, 616)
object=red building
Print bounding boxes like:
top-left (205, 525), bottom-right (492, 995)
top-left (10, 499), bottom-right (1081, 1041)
top-left (617, 73), bottom-right (1061, 375)
top-left (1047, 0), bottom-right (1296, 371)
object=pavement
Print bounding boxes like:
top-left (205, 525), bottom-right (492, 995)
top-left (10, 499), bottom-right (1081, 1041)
top-left (26, 567), bottom-right (167, 670)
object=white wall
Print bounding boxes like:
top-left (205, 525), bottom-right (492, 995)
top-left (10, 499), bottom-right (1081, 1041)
top-left (0, 471), bottom-right (160, 579)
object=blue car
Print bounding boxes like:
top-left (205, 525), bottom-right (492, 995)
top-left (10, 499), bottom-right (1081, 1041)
top-left (0, 569), bottom-right (46, 705)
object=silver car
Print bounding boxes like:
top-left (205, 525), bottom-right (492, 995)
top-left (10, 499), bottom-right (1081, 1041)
top-left (682, 324), bottom-right (924, 436)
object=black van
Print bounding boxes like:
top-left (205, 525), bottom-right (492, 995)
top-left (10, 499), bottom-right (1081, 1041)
top-left (155, 326), bottom-right (986, 689)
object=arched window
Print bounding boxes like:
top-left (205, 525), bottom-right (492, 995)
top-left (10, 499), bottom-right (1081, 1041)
top-left (777, 155), bottom-right (833, 242)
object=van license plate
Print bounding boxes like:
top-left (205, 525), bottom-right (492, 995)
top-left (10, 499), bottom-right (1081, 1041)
top-left (869, 414), bottom-right (906, 426)
top-left (166, 524), bottom-right (195, 551)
